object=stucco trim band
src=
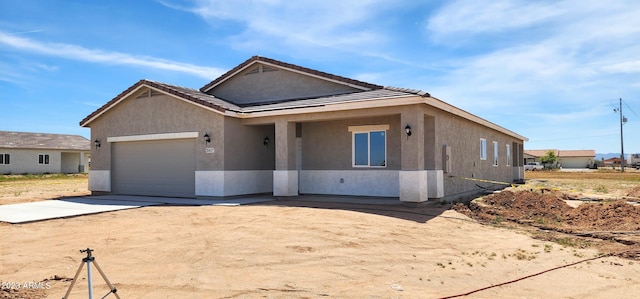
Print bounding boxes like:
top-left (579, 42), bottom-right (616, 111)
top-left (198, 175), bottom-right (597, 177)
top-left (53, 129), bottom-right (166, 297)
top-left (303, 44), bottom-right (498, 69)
top-left (107, 132), bottom-right (199, 143)
top-left (399, 170), bottom-right (429, 202)
top-left (299, 170), bottom-right (399, 197)
top-left (195, 170), bottom-right (273, 197)
top-left (88, 170), bottom-right (111, 192)
top-left (273, 170), bottom-right (298, 196)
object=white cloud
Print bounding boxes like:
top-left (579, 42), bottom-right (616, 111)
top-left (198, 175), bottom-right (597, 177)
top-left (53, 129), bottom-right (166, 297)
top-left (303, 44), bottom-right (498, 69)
top-left (424, 1), bottom-right (640, 110)
top-left (427, 0), bottom-right (561, 38)
top-left (602, 60), bottom-right (640, 73)
top-left (0, 31), bottom-right (224, 79)
top-left (161, 0), bottom-right (390, 54)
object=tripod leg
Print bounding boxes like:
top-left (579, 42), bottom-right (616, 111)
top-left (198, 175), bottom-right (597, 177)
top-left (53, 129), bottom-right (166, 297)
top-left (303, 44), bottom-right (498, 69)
top-left (92, 260), bottom-right (121, 299)
top-left (87, 261), bottom-right (94, 299)
top-left (62, 260), bottom-right (85, 299)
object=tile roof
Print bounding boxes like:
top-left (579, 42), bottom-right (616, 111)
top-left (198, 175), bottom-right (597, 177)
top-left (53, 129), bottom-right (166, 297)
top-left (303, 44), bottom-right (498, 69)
top-left (78, 56), bottom-right (524, 141)
top-left (238, 88), bottom-right (424, 112)
top-left (0, 131), bottom-right (90, 150)
top-left (199, 56), bottom-right (384, 93)
top-left (524, 150), bottom-right (557, 157)
top-left (80, 80), bottom-right (425, 126)
top-left (558, 150), bottom-right (596, 157)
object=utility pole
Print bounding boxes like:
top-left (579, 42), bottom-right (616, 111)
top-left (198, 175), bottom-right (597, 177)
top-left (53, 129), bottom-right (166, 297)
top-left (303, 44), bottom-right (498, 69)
top-left (614, 98), bottom-right (627, 172)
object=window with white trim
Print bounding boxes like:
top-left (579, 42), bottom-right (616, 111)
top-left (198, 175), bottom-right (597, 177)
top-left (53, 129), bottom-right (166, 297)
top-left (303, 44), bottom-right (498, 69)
top-left (493, 141), bottom-right (499, 166)
top-left (349, 125), bottom-right (388, 168)
top-left (38, 154), bottom-right (50, 165)
top-left (506, 144), bottom-right (511, 166)
top-left (0, 154), bottom-right (9, 164)
top-left (480, 138), bottom-right (487, 160)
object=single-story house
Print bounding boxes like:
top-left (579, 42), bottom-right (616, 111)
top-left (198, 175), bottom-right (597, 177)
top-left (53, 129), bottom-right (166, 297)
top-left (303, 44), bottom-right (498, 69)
top-left (524, 149), bottom-right (596, 168)
top-left (0, 131), bottom-right (90, 174)
top-left (602, 157), bottom-right (623, 166)
top-left (80, 56), bottom-right (527, 203)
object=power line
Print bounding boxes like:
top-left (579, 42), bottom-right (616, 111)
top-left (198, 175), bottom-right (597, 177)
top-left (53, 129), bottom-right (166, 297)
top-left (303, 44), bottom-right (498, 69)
top-left (623, 99), bottom-right (638, 118)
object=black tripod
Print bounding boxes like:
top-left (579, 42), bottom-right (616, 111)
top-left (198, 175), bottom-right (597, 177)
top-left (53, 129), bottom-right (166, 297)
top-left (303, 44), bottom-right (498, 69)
top-left (62, 248), bottom-right (120, 299)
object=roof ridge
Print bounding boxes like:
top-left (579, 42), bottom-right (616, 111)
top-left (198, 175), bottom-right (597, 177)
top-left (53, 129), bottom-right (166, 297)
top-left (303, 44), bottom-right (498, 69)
top-left (80, 79), bottom-right (230, 127)
top-left (199, 56), bottom-right (384, 93)
top-left (384, 86), bottom-right (430, 97)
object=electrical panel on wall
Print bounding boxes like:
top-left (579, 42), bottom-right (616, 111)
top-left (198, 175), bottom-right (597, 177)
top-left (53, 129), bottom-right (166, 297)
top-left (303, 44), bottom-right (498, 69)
top-left (443, 144), bottom-right (451, 173)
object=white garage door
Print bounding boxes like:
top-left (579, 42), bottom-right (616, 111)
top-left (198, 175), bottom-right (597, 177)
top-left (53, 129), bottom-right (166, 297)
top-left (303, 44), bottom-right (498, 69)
top-left (112, 138), bottom-right (196, 197)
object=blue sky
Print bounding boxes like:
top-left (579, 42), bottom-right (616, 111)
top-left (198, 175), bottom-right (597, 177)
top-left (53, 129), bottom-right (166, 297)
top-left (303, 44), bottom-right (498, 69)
top-left (1, 0), bottom-right (639, 154)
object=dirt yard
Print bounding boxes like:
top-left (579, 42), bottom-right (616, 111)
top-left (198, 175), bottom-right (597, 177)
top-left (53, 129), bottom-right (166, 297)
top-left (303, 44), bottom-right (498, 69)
top-left (2, 171), bottom-right (640, 298)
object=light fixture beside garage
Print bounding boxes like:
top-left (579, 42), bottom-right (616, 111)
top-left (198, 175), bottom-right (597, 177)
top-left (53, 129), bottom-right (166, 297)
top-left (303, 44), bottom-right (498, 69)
top-left (203, 133), bottom-right (211, 144)
top-left (263, 136), bottom-right (269, 147)
top-left (94, 139), bottom-right (101, 148)
top-left (405, 124), bottom-right (412, 137)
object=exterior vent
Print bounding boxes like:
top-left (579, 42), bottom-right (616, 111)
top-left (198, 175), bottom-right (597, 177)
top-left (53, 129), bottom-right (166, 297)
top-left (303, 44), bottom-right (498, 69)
top-left (245, 66), bottom-right (260, 75)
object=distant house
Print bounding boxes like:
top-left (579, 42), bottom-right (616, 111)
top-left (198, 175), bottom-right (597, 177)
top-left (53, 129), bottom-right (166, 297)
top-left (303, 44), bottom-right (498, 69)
top-left (80, 56), bottom-right (527, 202)
top-left (524, 149), bottom-right (596, 168)
top-left (0, 131), bottom-right (90, 174)
top-left (603, 157), bottom-right (623, 166)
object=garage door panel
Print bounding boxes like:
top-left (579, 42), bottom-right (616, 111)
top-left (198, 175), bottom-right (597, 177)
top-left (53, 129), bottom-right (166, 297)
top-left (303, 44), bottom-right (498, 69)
top-left (112, 139), bottom-right (196, 197)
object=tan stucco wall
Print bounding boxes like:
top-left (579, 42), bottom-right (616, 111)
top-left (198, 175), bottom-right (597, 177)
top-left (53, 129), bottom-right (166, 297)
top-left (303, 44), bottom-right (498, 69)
top-left (88, 91), bottom-right (224, 171)
top-left (210, 66), bottom-right (360, 105)
top-left (301, 115), bottom-right (401, 170)
top-left (427, 106), bottom-right (523, 198)
top-left (223, 118), bottom-right (275, 170)
top-left (241, 102), bottom-right (524, 199)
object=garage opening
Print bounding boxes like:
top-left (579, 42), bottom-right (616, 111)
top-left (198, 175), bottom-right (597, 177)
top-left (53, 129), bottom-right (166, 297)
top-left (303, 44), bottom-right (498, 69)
top-left (111, 138), bottom-right (196, 197)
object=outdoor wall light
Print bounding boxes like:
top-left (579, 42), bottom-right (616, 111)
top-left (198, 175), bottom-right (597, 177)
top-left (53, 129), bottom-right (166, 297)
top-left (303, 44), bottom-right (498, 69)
top-left (405, 124), bottom-right (412, 137)
top-left (263, 136), bottom-right (269, 147)
top-left (203, 133), bottom-right (211, 143)
top-left (94, 139), bottom-right (101, 148)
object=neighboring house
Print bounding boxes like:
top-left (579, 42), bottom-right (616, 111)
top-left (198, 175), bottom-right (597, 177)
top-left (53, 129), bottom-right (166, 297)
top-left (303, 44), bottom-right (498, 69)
top-left (0, 131), bottom-right (90, 174)
top-left (80, 56), bottom-right (527, 203)
top-left (603, 157), bottom-right (623, 166)
top-left (524, 149), bottom-right (596, 168)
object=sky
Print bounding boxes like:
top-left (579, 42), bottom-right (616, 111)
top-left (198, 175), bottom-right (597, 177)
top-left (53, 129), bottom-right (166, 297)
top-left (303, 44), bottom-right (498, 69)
top-left (1, 0), bottom-right (639, 154)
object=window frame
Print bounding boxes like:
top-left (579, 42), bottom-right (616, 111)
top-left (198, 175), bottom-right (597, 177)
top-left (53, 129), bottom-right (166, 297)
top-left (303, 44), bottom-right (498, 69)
top-left (493, 141), bottom-right (499, 166)
top-left (480, 138), bottom-right (487, 160)
top-left (349, 125), bottom-right (388, 168)
top-left (506, 144), bottom-right (511, 166)
top-left (0, 153), bottom-right (9, 165)
top-left (38, 154), bottom-right (50, 165)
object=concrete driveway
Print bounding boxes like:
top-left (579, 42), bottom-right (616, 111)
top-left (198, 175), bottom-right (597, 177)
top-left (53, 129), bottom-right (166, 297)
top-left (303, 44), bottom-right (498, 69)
top-left (0, 195), bottom-right (274, 224)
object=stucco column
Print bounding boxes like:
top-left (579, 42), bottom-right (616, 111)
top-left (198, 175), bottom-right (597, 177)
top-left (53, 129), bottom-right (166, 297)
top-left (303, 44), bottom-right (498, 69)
top-left (273, 119), bottom-right (298, 196)
top-left (400, 109), bottom-right (428, 202)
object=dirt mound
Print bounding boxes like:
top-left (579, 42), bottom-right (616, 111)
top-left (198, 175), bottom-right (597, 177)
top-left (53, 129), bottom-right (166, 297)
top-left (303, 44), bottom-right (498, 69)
top-left (455, 190), bottom-right (640, 232)
top-left (455, 190), bottom-right (572, 225)
top-left (454, 189), bottom-right (640, 259)
top-left (566, 200), bottom-right (640, 231)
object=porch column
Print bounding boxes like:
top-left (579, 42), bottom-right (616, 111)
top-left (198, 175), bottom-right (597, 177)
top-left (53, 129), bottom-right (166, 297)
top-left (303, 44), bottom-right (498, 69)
top-left (400, 109), bottom-right (428, 203)
top-left (273, 119), bottom-right (298, 196)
